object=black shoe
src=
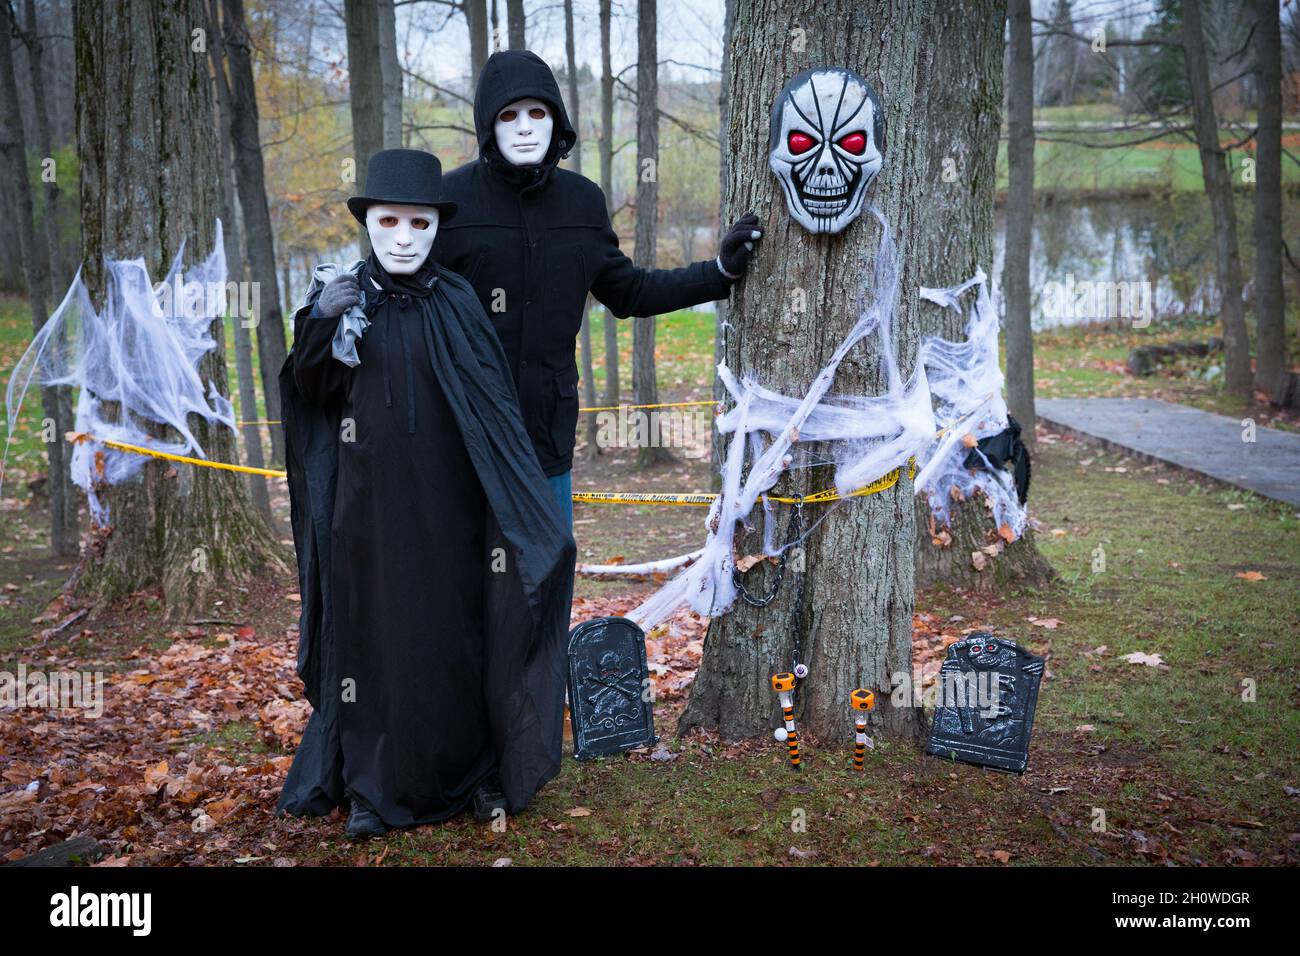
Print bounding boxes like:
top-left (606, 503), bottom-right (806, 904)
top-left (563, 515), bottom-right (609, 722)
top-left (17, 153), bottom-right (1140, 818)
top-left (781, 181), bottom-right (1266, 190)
top-left (345, 794), bottom-right (390, 840)
top-left (471, 773), bottom-right (509, 823)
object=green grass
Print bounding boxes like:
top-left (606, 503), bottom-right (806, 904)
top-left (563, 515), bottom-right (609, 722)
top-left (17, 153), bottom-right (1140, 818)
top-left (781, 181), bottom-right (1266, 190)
top-left (996, 130), bottom-right (1300, 195)
top-left (581, 306), bottom-right (717, 401)
top-left (280, 437), bottom-right (1296, 865)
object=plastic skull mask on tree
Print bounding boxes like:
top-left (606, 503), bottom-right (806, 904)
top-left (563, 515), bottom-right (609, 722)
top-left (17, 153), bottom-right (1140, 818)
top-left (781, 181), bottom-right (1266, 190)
top-left (768, 67), bottom-right (885, 234)
top-left (493, 97), bottom-right (554, 166)
top-left (365, 204), bottom-right (439, 275)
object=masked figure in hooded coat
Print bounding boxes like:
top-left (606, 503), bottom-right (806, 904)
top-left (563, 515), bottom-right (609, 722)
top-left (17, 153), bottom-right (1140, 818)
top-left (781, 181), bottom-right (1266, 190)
top-left (274, 148), bottom-right (576, 838)
top-left (432, 50), bottom-right (765, 508)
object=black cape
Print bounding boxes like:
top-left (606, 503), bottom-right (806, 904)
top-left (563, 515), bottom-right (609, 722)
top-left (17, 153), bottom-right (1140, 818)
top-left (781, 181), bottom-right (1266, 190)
top-left (274, 255), bottom-right (576, 826)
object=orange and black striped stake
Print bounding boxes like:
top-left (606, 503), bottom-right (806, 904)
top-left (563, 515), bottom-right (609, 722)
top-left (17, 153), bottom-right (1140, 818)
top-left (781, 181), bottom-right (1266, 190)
top-left (771, 672), bottom-right (801, 770)
top-left (850, 689), bottom-right (875, 770)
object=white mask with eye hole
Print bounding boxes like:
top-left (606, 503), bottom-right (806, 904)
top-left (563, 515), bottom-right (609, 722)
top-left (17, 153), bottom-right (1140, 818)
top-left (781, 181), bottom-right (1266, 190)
top-left (493, 97), bottom-right (554, 166)
top-left (365, 204), bottom-right (439, 275)
top-left (768, 68), bottom-right (885, 234)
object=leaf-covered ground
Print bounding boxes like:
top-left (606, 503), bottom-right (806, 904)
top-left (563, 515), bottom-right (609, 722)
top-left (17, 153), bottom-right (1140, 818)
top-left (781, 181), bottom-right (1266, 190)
top-left (0, 288), bottom-right (1296, 865)
top-left (0, 428), bottom-right (1295, 866)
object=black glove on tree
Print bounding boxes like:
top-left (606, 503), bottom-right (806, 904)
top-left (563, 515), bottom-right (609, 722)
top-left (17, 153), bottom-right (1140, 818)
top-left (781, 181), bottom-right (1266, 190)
top-left (314, 272), bottom-right (361, 319)
top-left (717, 212), bottom-right (764, 280)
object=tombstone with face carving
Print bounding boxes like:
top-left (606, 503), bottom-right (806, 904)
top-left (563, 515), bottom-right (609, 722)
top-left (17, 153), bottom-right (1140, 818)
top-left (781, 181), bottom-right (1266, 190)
top-left (768, 68), bottom-right (886, 235)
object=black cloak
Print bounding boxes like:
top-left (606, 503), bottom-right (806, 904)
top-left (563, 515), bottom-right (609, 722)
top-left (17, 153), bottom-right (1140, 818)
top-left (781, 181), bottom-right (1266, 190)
top-left (274, 253), bottom-right (576, 826)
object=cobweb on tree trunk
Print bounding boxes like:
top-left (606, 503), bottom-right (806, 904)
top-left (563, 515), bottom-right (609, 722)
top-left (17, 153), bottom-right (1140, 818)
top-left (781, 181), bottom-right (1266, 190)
top-left (2, 221), bottom-right (235, 525)
top-left (625, 207), bottom-right (1026, 632)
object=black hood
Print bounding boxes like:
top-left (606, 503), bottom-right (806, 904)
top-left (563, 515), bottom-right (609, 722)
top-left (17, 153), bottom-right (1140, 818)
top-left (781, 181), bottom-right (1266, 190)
top-left (473, 50), bottom-right (576, 184)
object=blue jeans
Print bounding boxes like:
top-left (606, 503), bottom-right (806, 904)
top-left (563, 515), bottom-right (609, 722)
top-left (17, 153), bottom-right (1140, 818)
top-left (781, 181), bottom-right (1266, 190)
top-left (547, 470), bottom-right (575, 630)
top-left (547, 470), bottom-right (573, 530)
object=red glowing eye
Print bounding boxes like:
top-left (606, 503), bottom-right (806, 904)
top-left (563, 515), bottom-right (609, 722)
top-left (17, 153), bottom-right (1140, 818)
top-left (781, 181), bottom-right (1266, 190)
top-left (838, 131), bottom-right (867, 155)
top-left (788, 131), bottom-right (816, 155)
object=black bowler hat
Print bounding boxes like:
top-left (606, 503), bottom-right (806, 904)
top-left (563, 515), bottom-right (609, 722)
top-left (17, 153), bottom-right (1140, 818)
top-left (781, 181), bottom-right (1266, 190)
top-left (346, 148), bottom-right (458, 224)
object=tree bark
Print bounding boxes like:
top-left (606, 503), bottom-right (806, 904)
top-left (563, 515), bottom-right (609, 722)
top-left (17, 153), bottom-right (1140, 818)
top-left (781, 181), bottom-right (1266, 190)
top-left (345, 0), bottom-right (385, 255)
top-left (466, 0), bottom-right (488, 88)
top-left (71, 0), bottom-right (289, 620)
top-left (633, 0), bottom-right (670, 467)
top-left (1003, 0), bottom-right (1035, 441)
top-left (208, 0), bottom-right (271, 521)
top-left (1182, 0), bottom-right (1252, 399)
top-left (599, 0), bottom-right (619, 407)
top-left (506, 0), bottom-right (524, 49)
top-left (1253, 0), bottom-right (1286, 393)
top-left (377, 0), bottom-right (401, 147)
top-left (223, 0), bottom-right (288, 466)
top-left (0, 5), bottom-right (75, 557)
top-left (681, 0), bottom-right (935, 745)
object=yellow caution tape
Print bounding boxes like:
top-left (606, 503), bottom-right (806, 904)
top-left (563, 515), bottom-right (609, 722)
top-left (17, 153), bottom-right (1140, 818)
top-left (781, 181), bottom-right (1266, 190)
top-left (572, 458), bottom-right (915, 507)
top-left (576, 400), bottom-right (720, 414)
top-left (237, 401), bottom-right (722, 427)
top-left (67, 432), bottom-right (288, 479)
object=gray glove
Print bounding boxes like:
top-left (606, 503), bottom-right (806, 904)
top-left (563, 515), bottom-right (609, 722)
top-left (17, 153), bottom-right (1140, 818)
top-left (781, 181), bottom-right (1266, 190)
top-left (314, 272), bottom-right (361, 319)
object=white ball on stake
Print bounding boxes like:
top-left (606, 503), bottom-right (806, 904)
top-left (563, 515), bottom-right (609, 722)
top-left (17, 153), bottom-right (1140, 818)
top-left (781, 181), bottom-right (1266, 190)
top-left (774, 727), bottom-right (788, 742)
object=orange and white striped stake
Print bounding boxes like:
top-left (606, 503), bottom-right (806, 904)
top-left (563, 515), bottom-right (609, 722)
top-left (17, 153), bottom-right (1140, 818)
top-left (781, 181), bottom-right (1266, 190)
top-left (850, 689), bottom-right (875, 770)
top-left (771, 672), bottom-right (801, 770)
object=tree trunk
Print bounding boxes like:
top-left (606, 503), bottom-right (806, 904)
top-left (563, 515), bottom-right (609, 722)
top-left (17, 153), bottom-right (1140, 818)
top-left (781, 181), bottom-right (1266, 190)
top-left (346, 0), bottom-right (383, 255)
top-left (681, 0), bottom-right (935, 745)
top-left (14, 0), bottom-right (79, 555)
top-left (223, 0), bottom-right (288, 466)
top-left (1253, 0), bottom-right (1286, 392)
top-left (1003, 0), bottom-right (1035, 441)
top-left (599, 0), bottom-right (619, 407)
top-left (0, 3), bottom-right (72, 556)
top-left (564, 0), bottom-right (599, 459)
top-left (1182, 0), bottom-right (1251, 399)
top-left (377, 0), bottom-right (401, 147)
top-left (21, 0), bottom-right (69, 291)
top-left (208, 0), bottom-right (271, 521)
top-left (71, 0), bottom-right (289, 620)
top-left (466, 0), bottom-right (488, 88)
top-left (506, 0), bottom-right (524, 49)
top-left (633, 0), bottom-right (670, 467)
top-left (712, 0), bottom-right (734, 476)
top-left (914, 0), bottom-right (1052, 592)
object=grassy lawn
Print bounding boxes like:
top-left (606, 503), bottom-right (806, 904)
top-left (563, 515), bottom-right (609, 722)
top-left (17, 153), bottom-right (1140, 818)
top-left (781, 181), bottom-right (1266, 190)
top-left (996, 123), bottom-right (1300, 195)
top-left (1, 282), bottom-right (1297, 865)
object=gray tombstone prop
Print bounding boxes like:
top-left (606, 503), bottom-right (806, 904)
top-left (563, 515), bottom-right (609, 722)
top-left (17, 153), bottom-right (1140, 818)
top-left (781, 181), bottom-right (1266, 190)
top-left (925, 631), bottom-right (1044, 774)
top-left (567, 616), bottom-right (657, 760)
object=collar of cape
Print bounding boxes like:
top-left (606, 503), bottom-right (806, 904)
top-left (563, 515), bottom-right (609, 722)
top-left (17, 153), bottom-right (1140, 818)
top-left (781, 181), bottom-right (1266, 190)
top-left (360, 250), bottom-right (441, 301)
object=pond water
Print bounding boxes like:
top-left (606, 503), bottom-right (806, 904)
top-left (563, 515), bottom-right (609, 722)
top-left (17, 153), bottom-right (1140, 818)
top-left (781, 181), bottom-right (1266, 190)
top-left (992, 194), bottom-right (1300, 330)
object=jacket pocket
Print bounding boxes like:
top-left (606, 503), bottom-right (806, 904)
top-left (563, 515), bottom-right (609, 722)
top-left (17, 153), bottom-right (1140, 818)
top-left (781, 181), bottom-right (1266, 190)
top-left (545, 244), bottom-right (589, 334)
top-left (461, 250), bottom-right (487, 287)
top-left (547, 366), bottom-right (581, 464)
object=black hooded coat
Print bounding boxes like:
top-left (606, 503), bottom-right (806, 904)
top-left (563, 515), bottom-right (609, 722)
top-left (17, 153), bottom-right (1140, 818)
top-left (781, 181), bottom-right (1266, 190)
top-left (432, 50), bottom-right (735, 477)
top-left (274, 251), bottom-right (576, 826)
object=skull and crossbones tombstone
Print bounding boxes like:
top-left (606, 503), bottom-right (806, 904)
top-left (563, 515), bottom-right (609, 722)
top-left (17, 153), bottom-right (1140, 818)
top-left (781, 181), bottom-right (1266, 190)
top-left (566, 617), bottom-right (657, 760)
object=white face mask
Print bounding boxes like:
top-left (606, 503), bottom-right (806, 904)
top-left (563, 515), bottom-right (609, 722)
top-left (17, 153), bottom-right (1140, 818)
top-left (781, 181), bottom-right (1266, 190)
top-left (493, 98), bottom-right (554, 166)
top-left (365, 204), bottom-right (439, 275)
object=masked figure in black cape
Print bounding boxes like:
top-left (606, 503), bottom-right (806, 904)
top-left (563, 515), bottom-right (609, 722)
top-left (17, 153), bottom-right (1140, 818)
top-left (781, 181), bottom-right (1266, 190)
top-left (274, 148), bottom-right (576, 838)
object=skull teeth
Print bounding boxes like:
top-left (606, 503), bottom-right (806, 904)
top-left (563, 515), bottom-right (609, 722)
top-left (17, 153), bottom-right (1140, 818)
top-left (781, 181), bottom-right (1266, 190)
top-left (803, 184), bottom-right (849, 197)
